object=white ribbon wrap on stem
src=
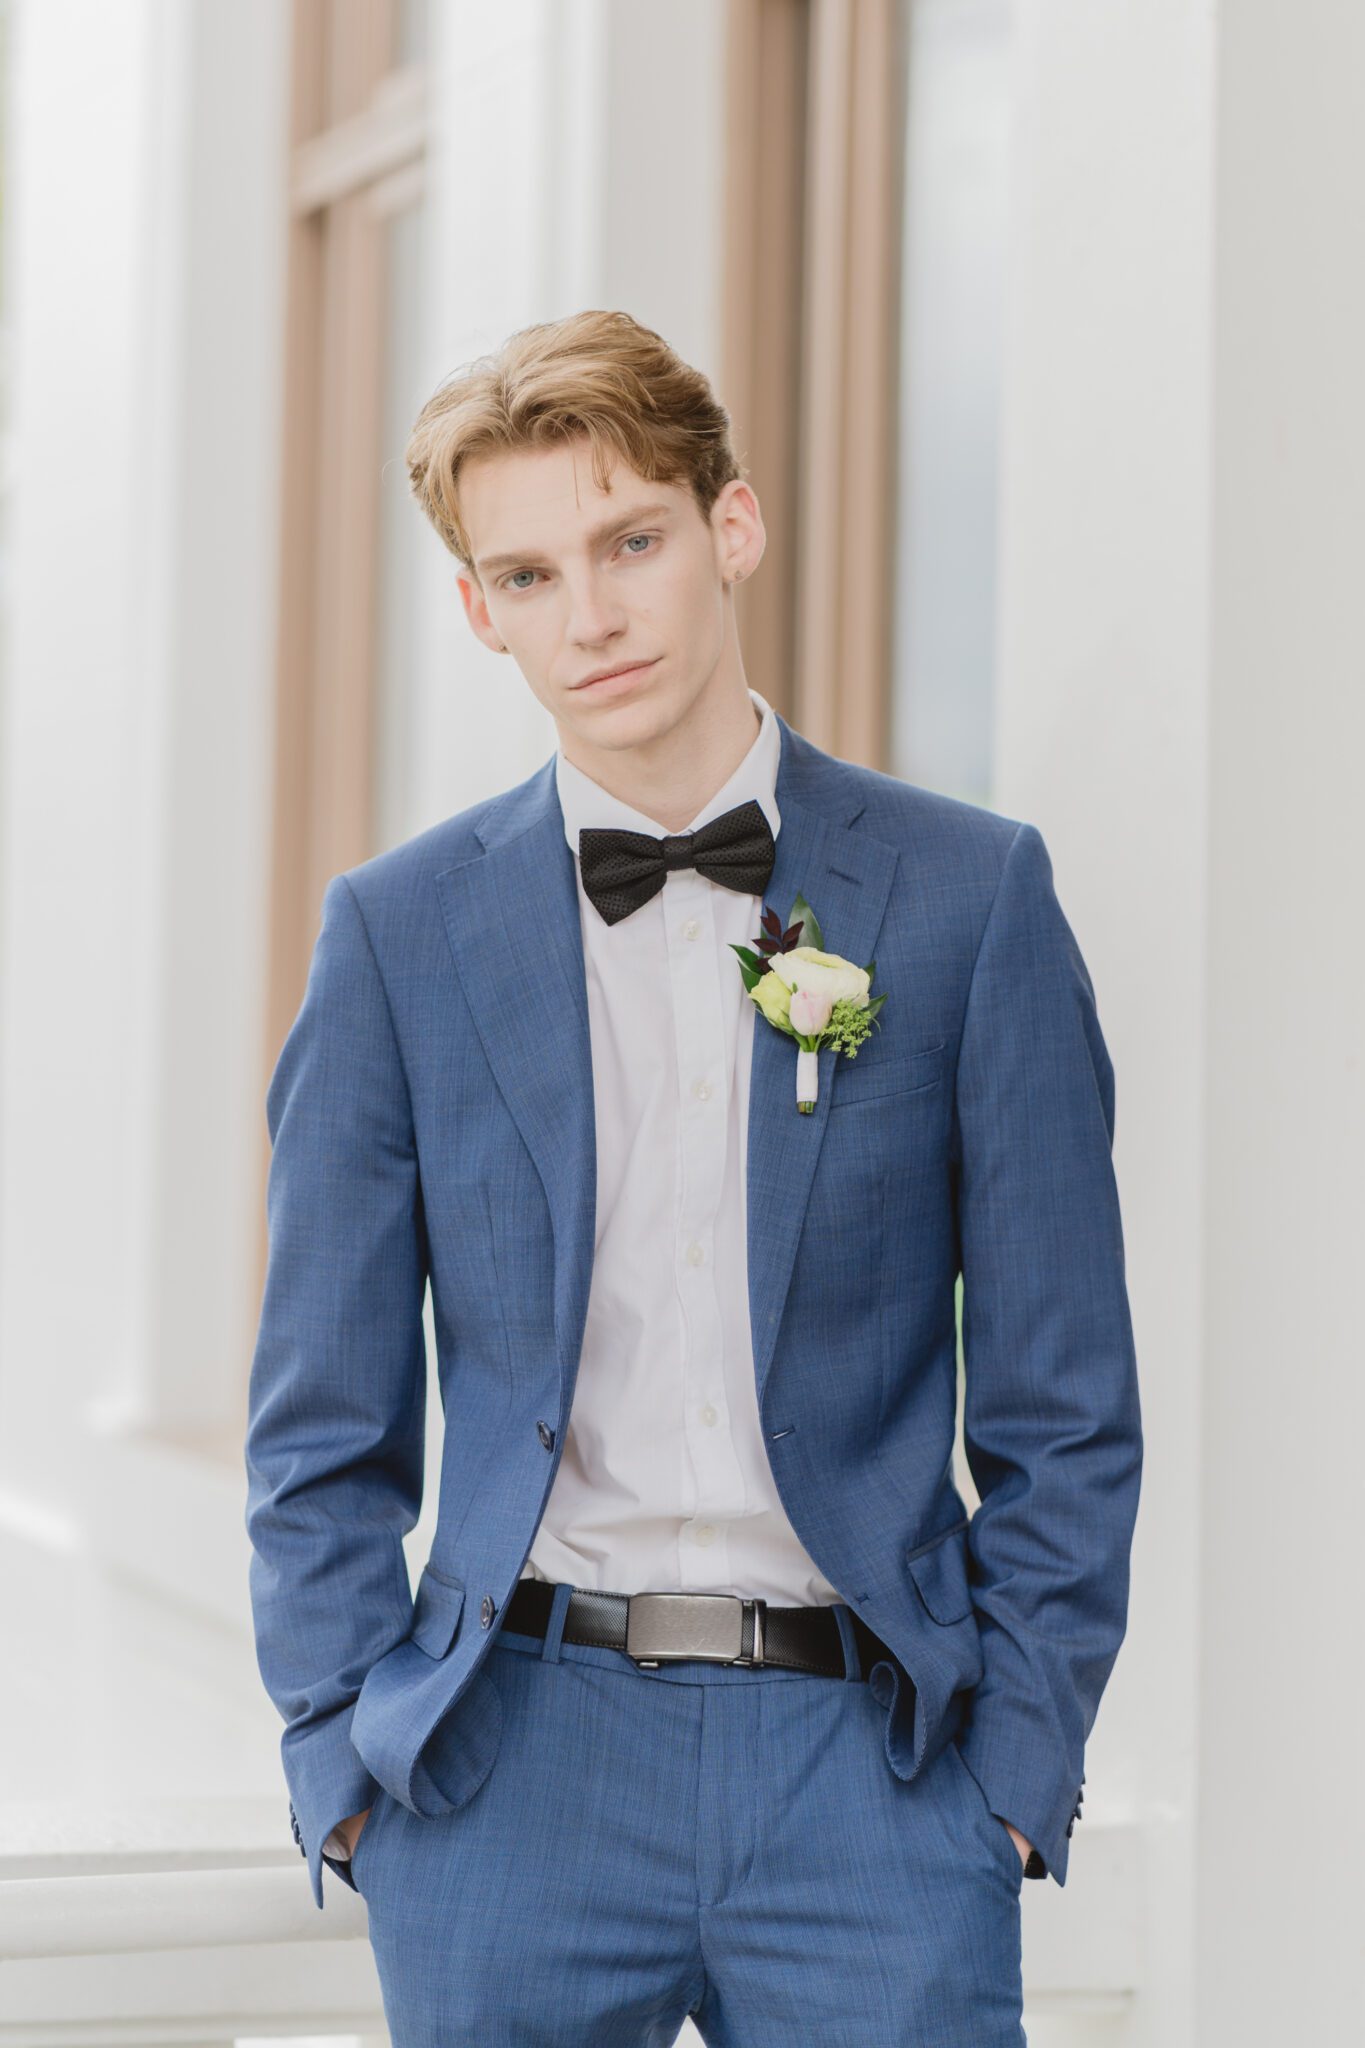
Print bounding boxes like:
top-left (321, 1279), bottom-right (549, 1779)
top-left (796, 1047), bottom-right (819, 1111)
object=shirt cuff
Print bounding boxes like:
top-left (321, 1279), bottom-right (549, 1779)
top-left (322, 1825), bottom-right (352, 1860)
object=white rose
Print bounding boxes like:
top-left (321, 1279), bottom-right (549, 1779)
top-left (766, 945), bottom-right (870, 1010)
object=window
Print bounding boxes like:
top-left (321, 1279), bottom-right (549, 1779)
top-left (264, 0), bottom-right (431, 1082)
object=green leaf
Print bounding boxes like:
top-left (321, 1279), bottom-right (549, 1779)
top-left (788, 891), bottom-right (823, 953)
top-left (730, 943), bottom-right (765, 971)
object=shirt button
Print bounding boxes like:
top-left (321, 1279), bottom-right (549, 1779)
top-left (681, 918), bottom-right (701, 940)
top-left (685, 1241), bottom-right (705, 1267)
top-left (693, 1523), bottom-right (716, 1547)
top-left (700, 1403), bottom-right (718, 1426)
top-left (691, 1078), bottom-right (712, 1101)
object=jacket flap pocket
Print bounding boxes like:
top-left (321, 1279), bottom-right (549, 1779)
top-left (831, 1036), bottom-right (946, 1110)
top-left (905, 1518), bottom-right (974, 1625)
top-left (410, 1568), bottom-right (465, 1658)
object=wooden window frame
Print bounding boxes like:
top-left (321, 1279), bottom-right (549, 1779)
top-left (259, 0), bottom-right (427, 1296)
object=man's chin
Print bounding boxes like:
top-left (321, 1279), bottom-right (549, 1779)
top-left (558, 690), bottom-right (680, 751)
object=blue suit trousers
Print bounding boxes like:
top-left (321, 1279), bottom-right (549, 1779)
top-left (350, 1582), bottom-right (1026, 2046)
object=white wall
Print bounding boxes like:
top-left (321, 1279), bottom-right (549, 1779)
top-left (1196, 1), bottom-right (1365, 2035)
top-left (996, 1), bottom-right (1364, 2041)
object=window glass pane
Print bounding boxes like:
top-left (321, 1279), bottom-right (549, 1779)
top-left (890, 0), bottom-right (1014, 806)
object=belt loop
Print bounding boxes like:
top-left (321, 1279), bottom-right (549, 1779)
top-left (832, 1604), bottom-right (862, 1682)
top-left (542, 1580), bottom-right (573, 1663)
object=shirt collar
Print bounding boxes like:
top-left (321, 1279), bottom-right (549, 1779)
top-left (556, 687), bottom-right (781, 857)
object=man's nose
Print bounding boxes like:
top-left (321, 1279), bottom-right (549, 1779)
top-left (562, 576), bottom-right (627, 645)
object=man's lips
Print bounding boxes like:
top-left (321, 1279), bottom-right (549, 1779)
top-left (569, 658), bottom-right (661, 694)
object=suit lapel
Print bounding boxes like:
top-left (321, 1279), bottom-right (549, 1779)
top-left (744, 740), bottom-right (899, 1403)
top-left (432, 714), bottom-right (898, 1410)
top-left (433, 763), bottom-right (598, 1388)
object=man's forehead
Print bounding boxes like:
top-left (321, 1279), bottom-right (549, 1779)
top-left (464, 449), bottom-right (695, 572)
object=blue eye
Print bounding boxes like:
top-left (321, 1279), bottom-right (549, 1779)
top-left (498, 533), bottom-right (657, 594)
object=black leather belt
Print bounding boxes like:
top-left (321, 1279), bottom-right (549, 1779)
top-left (504, 1577), bottom-right (902, 1684)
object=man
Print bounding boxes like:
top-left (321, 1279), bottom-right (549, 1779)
top-left (245, 309), bottom-right (1142, 2044)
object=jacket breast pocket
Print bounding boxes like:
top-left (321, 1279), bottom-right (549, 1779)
top-left (830, 1037), bottom-right (946, 1111)
top-left (409, 1566), bottom-right (466, 1658)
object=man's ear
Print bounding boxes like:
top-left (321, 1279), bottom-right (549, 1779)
top-left (710, 476), bottom-right (766, 587)
top-left (456, 571), bottom-right (507, 654)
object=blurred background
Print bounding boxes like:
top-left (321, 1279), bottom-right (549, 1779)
top-left (0, 1), bottom-right (1361, 2043)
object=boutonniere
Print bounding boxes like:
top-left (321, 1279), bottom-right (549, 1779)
top-left (730, 892), bottom-right (887, 1113)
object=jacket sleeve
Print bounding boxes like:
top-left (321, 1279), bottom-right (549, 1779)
top-left (952, 821), bottom-right (1142, 1886)
top-left (244, 872), bottom-right (429, 1907)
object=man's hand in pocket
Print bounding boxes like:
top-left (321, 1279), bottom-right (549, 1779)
top-left (1002, 1820), bottom-right (1033, 1870)
top-left (337, 1806), bottom-right (372, 1857)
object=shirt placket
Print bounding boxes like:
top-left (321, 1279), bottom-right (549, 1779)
top-left (664, 868), bottom-right (748, 1590)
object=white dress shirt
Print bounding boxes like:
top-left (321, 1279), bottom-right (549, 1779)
top-left (519, 686), bottom-right (842, 1608)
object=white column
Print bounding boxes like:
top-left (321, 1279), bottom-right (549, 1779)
top-left (996, 1), bottom-right (1364, 2041)
top-left (0, 0), bottom-right (290, 1549)
top-left (1196, 1), bottom-right (1365, 2037)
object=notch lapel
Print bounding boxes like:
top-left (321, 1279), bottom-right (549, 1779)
top-left (744, 726), bottom-right (899, 1405)
top-left (433, 763), bottom-right (598, 1390)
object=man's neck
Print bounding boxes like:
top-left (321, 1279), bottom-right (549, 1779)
top-left (558, 684), bottom-right (762, 834)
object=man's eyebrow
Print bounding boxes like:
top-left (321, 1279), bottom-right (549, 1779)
top-left (475, 502), bottom-right (677, 578)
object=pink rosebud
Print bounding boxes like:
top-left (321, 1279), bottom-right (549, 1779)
top-left (790, 986), bottom-right (833, 1036)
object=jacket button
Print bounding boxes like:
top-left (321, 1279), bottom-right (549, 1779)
top-left (537, 1420), bottom-right (554, 1450)
top-left (480, 1594), bottom-right (495, 1627)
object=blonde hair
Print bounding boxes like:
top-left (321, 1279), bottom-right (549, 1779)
top-left (405, 309), bottom-right (747, 578)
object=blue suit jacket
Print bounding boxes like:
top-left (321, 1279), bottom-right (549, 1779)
top-left (245, 710), bottom-right (1142, 1908)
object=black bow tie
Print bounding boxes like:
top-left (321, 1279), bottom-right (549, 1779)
top-left (577, 798), bottom-right (776, 927)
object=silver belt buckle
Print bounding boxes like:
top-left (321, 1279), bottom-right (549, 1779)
top-left (626, 1591), bottom-right (765, 1668)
